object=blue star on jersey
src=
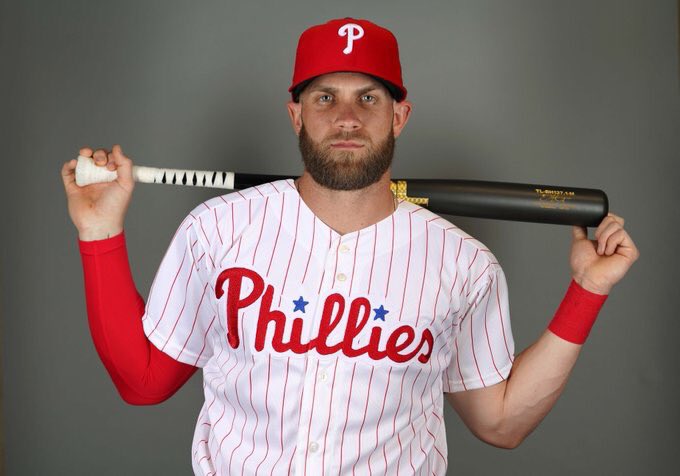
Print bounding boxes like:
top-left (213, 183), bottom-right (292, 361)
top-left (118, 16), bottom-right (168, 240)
top-left (373, 305), bottom-right (389, 321)
top-left (293, 296), bottom-right (309, 313)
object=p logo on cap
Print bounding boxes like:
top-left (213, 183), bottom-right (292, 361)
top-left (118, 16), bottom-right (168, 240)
top-left (289, 18), bottom-right (407, 101)
top-left (338, 23), bottom-right (364, 54)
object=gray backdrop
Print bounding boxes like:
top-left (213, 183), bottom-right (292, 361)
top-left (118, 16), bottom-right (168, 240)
top-left (2, 0), bottom-right (679, 474)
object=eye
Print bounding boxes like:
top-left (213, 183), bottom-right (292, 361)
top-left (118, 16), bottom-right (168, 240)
top-left (318, 94), bottom-right (333, 103)
top-left (361, 94), bottom-right (376, 103)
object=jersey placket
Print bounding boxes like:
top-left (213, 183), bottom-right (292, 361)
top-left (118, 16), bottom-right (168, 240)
top-left (294, 233), bottom-right (355, 475)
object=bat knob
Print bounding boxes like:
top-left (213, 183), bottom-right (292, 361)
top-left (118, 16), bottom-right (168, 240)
top-left (75, 155), bottom-right (118, 186)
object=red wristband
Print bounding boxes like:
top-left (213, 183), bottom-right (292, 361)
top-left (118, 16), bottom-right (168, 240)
top-left (548, 279), bottom-right (608, 344)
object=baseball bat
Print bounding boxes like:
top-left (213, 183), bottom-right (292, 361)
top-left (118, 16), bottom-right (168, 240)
top-left (74, 155), bottom-right (608, 227)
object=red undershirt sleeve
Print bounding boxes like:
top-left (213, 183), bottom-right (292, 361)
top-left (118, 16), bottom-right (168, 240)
top-left (78, 231), bottom-right (198, 405)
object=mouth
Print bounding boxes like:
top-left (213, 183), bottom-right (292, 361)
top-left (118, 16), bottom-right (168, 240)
top-left (330, 141), bottom-right (364, 149)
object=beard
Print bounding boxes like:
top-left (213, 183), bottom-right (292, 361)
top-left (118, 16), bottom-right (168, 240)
top-left (298, 124), bottom-right (395, 191)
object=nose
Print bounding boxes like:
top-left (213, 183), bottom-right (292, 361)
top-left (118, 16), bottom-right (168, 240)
top-left (333, 102), bottom-right (362, 131)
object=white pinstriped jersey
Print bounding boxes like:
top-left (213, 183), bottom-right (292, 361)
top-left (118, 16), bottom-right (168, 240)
top-left (142, 179), bottom-right (515, 475)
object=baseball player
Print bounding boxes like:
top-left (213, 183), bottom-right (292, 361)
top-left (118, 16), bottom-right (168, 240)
top-left (61, 18), bottom-right (639, 475)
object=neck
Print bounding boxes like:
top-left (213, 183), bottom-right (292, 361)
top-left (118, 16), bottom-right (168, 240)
top-left (295, 171), bottom-right (397, 235)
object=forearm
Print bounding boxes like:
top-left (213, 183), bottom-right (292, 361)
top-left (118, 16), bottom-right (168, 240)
top-left (79, 232), bottom-right (197, 404)
top-left (449, 280), bottom-right (607, 448)
top-left (495, 330), bottom-right (581, 447)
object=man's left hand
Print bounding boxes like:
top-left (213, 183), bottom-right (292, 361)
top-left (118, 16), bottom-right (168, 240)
top-left (570, 212), bottom-right (640, 294)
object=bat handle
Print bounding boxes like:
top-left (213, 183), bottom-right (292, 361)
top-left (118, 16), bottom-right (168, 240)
top-left (74, 156), bottom-right (236, 189)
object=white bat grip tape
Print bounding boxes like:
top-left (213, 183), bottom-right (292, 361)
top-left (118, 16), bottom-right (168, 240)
top-left (75, 155), bottom-right (235, 189)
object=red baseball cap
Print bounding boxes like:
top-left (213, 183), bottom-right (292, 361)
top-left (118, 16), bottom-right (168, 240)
top-left (289, 18), bottom-right (407, 102)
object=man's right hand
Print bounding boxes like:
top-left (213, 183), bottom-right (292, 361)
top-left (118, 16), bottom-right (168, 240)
top-left (61, 144), bottom-right (135, 241)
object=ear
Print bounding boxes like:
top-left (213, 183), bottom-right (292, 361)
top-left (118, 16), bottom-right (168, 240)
top-left (287, 100), bottom-right (303, 136)
top-left (392, 100), bottom-right (412, 138)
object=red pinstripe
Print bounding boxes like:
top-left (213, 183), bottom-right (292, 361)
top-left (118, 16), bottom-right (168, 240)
top-left (367, 224), bottom-right (377, 294)
top-left (252, 197), bottom-right (270, 266)
top-left (205, 352), bottom-right (231, 415)
top-left (483, 278), bottom-right (504, 381)
top-left (209, 354), bottom-right (239, 450)
top-left (279, 196), bottom-right (302, 302)
top-left (415, 223), bottom-right (429, 326)
top-left (416, 366), bottom-right (434, 471)
top-left (397, 214), bottom-right (413, 321)
top-left (214, 208), bottom-right (223, 246)
top-left (221, 319), bottom-right (249, 475)
top-left (460, 277), bottom-right (470, 298)
top-left (384, 216), bottom-right (395, 298)
top-left (270, 357), bottom-right (291, 476)
top-left (352, 366), bottom-right (374, 475)
top-left (147, 249), bottom-right (188, 337)
top-left (338, 362), bottom-right (358, 476)
top-left (436, 314), bottom-right (457, 394)
top-left (454, 339), bottom-right (467, 390)
top-left (316, 229), bottom-right (334, 295)
top-left (185, 312), bottom-right (216, 365)
top-left (469, 280), bottom-right (490, 387)
top-left (472, 263), bottom-right (491, 287)
top-left (303, 360), bottom-right (321, 476)
top-left (301, 217), bottom-right (316, 285)
top-left (211, 284), bottom-right (228, 339)
top-left (398, 368), bottom-right (422, 475)
top-left (230, 203), bottom-right (234, 247)
top-left (198, 216), bottom-right (216, 269)
top-left (467, 249), bottom-right (479, 271)
top-left (321, 358), bottom-right (339, 475)
top-left (497, 276), bottom-right (514, 363)
top-left (390, 371), bottom-right (408, 476)
top-left (266, 194), bottom-right (286, 277)
top-left (331, 237), bottom-right (340, 289)
top-left (455, 236), bottom-right (463, 261)
top-left (286, 357), bottom-right (310, 474)
top-left (240, 355), bottom-right (260, 475)
top-left (447, 263), bottom-right (459, 323)
top-left (348, 230), bottom-right (360, 296)
top-left (159, 267), bottom-right (198, 352)
top-left (431, 229), bottom-right (446, 327)
top-left (252, 184), bottom-right (265, 197)
top-left (175, 283), bottom-right (210, 358)
top-left (235, 238), bottom-right (243, 262)
top-left (367, 366), bottom-right (392, 476)
top-left (232, 198), bottom-right (251, 261)
top-left (195, 252), bottom-right (205, 266)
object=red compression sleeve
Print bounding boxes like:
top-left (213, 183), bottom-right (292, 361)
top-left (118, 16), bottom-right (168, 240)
top-left (548, 279), bottom-right (608, 344)
top-left (79, 232), bottom-right (198, 405)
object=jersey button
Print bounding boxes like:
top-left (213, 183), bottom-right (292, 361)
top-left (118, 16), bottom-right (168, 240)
top-left (319, 370), bottom-right (328, 382)
top-left (336, 273), bottom-right (347, 282)
top-left (339, 244), bottom-right (350, 253)
top-left (309, 441), bottom-right (319, 453)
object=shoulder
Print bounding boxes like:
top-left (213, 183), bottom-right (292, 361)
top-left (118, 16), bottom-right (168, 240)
top-left (400, 201), bottom-right (503, 282)
top-left (184, 179), bottom-right (297, 224)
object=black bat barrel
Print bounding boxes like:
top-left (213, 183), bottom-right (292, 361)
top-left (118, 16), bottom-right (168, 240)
top-left (405, 179), bottom-right (608, 227)
top-left (234, 174), bottom-right (609, 227)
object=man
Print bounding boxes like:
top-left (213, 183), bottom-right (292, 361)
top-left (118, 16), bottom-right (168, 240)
top-left (61, 18), bottom-right (638, 475)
